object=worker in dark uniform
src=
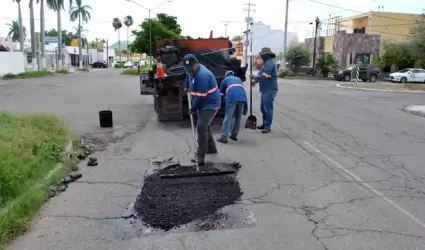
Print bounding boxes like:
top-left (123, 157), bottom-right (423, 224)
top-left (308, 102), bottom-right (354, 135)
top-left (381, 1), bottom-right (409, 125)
top-left (253, 47), bottom-right (278, 133)
top-left (217, 70), bottom-right (247, 143)
top-left (183, 54), bottom-right (221, 165)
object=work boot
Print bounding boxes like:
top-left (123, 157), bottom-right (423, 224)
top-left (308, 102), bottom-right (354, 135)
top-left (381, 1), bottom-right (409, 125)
top-left (190, 156), bottom-right (205, 166)
top-left (207, 148), bottom-right (218, 154)
top-left (217, 136), bottom-right (228, 144)
top-left (262, 128), bottom-right (271, 134)
top-left (257, 124), bottom-right (264, 130)
top-left (229, 135), bottom-right (238, 141)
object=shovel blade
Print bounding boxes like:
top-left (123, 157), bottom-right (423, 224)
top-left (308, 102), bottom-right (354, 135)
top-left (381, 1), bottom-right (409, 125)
top-left (245, 115), bottom-right (257, 130)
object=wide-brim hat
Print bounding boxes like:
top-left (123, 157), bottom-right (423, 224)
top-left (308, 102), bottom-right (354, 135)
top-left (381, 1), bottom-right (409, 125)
top-left (259, 47), bottom-right (275, 56)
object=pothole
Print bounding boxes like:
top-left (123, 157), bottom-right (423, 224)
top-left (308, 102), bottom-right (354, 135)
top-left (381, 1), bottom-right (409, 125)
top-left (119, 157), bottom-right (256, 235)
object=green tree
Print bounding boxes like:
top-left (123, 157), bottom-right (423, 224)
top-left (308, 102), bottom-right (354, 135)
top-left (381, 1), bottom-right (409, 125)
top-left (284, 42), bottom-right (311, 72)
top-left (6, 20), bottom-right (27, 42)
top-left (45, 28), bottom-right (75, 46)
top-left (46, 0), bottom-right (74, 68)
top-left (70, 0), bottom-right (91, 68)
top-left (129, 13), bottom-right (182, 54)
top-left (124, 15), bottom-right (133, 60)
top-left (409, 11), bottom-right (425, 67)
top-left (12, 0), bottom-right (25, 52)
top-left (231, 35), bottom-right (243, 41)
top-left (112, 18), bottom-right (123, 61)
top-left (316, 53), bottom-right (338, 77)
top-left (377, 41), bottom-right (416, 71)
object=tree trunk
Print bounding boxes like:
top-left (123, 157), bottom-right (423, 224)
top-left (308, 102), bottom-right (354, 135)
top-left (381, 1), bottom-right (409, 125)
top-left (29, 0), bottom-right (37, 70)
top-left (57, 9), bottom-right (63, 69)
top-left (126, 27), bottom-right (129, 61)
top-left (17, 2), bottom-right (24, 53)
top-left (78, 15), bottom-right (83, 68)
top-left (40, 0), bottom-right (46, 70)
top-left (118, 29), bottom-right (121, 61)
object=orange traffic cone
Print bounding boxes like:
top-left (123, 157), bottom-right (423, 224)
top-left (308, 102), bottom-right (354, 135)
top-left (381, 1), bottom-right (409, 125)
top-left (155, 57), bottom-right (167, 79)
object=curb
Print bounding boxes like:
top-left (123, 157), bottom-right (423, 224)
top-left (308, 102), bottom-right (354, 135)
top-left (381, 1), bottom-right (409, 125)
top-left (0, 138), bottom-right (74, 216)
top-left (402, 105), bottom-right (425, 117)
top-left (336, 83), bottom-right (425, 94)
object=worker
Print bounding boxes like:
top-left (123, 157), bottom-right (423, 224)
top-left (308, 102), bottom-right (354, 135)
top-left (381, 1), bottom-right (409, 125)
top-left (184, 54), bottom-right (221, 165)
top-left (184, 70), bottom-right (191, 92)
top-left (217, 70), bottom-right (247, 143)
top-left (252, 47), bottom-right (278, 133)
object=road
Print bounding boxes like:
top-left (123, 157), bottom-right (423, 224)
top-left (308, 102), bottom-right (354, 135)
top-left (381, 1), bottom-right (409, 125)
top-left (2, 71), bottom-right (425, 250)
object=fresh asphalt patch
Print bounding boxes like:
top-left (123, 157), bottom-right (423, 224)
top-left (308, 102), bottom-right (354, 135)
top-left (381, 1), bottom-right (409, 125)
top-left (131, 159), bottom-right (255, 233)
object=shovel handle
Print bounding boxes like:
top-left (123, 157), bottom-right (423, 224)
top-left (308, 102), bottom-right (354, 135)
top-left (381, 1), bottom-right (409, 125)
top-left (187, 92), bottom-right (199, 171)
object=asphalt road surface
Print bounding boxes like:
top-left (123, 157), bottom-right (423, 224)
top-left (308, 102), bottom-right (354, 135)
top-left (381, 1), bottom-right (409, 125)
top-left (2, 71), bottom-right (425, 250)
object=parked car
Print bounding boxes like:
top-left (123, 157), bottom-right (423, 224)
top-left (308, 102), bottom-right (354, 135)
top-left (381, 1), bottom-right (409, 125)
top-left (123, 61), bottom-right (134, 68)
top-left (388, 68), bottom-right (425, 83)
top-left (334, 64), bottom-right (380, 82)
top-left (92, 62), bottom-right (108, 68)
top-left (139, 60), bottom-right (147, 67)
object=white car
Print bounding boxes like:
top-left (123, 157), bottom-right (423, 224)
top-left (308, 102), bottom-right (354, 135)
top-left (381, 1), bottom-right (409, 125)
top-left (123, 61), bottom-right (134, 68)
top-left (389, 68), bottom-right (425, 83)
top-left (139, 60), bottom-right (146, 67)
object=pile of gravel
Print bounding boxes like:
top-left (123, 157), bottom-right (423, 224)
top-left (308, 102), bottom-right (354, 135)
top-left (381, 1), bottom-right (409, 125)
top-left (134, 164), bottom-right (242, 231)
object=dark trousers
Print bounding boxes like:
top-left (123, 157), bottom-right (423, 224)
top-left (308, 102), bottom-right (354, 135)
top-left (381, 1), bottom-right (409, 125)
top-left (197, 109), bottom-right (218, 160)
top-left (260, 90), bottom-right (278, 129)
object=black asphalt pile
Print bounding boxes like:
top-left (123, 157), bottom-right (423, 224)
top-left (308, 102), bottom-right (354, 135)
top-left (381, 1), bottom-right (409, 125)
top-left (134, 163), bottom-right (242, 231)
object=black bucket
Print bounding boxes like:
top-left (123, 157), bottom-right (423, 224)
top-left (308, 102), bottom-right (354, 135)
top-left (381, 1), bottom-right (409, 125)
top-left (99, 110), bottom-right (113, 128)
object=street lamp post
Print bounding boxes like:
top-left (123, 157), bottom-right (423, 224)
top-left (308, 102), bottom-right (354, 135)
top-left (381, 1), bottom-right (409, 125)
top-left (125, 0), bottom-right (173, 66)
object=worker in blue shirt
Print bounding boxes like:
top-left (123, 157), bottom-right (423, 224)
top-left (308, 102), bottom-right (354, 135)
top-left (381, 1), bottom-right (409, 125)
top-left (252, 47), bottom-right (278, 133)
top-left (183, 54), bottom-right (221, 165)
top-left (217, 71), bottom-right (247, 143)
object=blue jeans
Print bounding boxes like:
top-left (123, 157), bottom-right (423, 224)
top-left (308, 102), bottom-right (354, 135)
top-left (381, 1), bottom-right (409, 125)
top-left (221, 101), bottom-right (244, 138)
top-left (260, 90), bottom-right (278, 129)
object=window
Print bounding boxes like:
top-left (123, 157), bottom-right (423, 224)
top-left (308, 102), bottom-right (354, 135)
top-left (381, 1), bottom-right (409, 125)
top-left (412, 70), bottom-right (420, 73)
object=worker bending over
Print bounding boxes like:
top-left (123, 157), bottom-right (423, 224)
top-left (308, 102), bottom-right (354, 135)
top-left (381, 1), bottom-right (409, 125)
top-left (253, 47), bottom-right (278, 133)
top-left (217, 71), bottom-right (247, 143)
top-left (183, 54), bottom-right (221, 165)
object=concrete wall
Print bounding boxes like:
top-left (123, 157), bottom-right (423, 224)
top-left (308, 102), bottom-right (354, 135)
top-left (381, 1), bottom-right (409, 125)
top-left (305, 36), bottom-right (325, 64)
top-left (0, 52), bottom-right (25, 76)
top-left (324, 36), bottom-right (334, 53)
top-left (368, 12), bottom-right (418, 44)
top-left (333, 33), bottom-right (381, 68)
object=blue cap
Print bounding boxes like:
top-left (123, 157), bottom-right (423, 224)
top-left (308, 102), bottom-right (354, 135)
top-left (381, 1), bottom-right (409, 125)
top-left (225, 70), bottom-right (234, 77)
top-left (183, 54), bottom-right (197, 70)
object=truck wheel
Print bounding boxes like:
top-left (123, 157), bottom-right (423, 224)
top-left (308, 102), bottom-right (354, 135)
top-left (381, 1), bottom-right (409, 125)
top-left (343, 74), bottom-right (351, 81)
top-left (369, 74), bottom-right (377, 82)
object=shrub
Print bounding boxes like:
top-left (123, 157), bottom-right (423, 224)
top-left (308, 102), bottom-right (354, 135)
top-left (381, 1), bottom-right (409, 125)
top-left (114, 63), bottom-right (123, 68)
top-left (55, 69), bottom-right (69, 74)
top-left (278, 69), bottom-right (296, 78)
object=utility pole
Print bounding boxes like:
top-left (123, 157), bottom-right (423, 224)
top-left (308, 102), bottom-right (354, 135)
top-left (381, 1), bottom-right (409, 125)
top-left (243, 3), bottom-right (255, 66)
top-left (312, 16), bottom-right (320, 76)
top-left (221, 21), bottom-right (231, 38)
top-left (282, 0), bottom-right (289, 67)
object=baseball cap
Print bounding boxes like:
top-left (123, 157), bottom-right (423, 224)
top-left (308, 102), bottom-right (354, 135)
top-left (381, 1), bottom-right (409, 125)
top-left (183, 54), bottom-right (197, 70)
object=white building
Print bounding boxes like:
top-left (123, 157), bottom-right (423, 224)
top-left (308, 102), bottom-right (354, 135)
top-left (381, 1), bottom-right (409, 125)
top-left (245, 21), bottom-right (298, 64)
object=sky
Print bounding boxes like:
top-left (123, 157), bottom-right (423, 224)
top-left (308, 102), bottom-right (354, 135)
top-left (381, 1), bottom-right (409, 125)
top-left (0, 0), bottom-right (423, 45)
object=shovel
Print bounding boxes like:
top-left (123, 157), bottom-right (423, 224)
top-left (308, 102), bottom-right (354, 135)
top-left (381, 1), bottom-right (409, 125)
top-left (245, 56), bottom-right (257, 130)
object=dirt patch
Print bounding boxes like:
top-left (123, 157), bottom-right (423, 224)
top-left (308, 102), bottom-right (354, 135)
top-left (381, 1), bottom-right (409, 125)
top-left (341, 83), bottom-right (425, 92)
top-left (134, 163), bottom-right (243, 231)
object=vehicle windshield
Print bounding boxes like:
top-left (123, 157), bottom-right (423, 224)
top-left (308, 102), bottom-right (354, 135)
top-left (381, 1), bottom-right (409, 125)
top-left (399, 69), bottom-right (411, 73)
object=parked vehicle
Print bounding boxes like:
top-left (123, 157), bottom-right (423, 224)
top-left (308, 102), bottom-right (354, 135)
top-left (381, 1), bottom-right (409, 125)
top-left (123, 61), bottom-right (134, 68)
top-left (334, 64), bottom-right (380, 82)
top-left (139, 60), bottom-right (146, 67)
top-left (388, 68), bottom-right (425, 83)
top-left (92, 62), bottom-right (108, 68)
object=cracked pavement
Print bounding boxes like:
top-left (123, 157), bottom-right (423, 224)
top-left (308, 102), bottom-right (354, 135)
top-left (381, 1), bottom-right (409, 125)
top-left (2, 74), bottom-right (425, 249)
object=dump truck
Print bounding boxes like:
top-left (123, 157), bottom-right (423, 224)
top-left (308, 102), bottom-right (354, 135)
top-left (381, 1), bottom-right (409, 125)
top-left (139, 34), bottom-right (247, 122)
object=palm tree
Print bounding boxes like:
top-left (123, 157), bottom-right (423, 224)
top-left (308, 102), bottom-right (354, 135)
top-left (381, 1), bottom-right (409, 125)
top-left (6, 20), bottom-right (27, 42)
top-left (39, 0), bottom-right (46, 69)
top-left (12, 0), bottom-right (25, 52)
top-left (112, 18), bottom-right (123, 61)
top-left (123, 15), bottom-right (133, 61)
top-left (46, 0), bottom-right (74, 69)
top-left (28, 0), bottom-right (37, 70)
top-left (70, 0), bottom-right (91, 68)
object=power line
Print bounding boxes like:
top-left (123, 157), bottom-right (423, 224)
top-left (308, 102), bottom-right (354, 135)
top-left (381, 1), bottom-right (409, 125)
top-left (306, 0), bottom-right (420, 23)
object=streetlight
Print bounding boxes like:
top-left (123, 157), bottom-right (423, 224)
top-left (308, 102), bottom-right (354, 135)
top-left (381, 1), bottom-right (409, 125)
top-left (125, 0), bottom-right (173, 66)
